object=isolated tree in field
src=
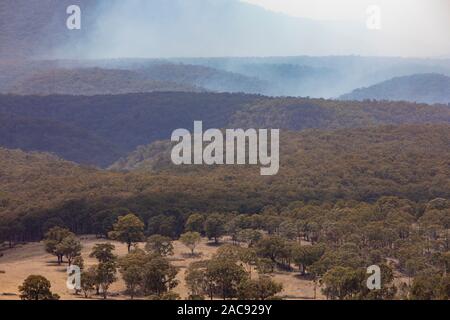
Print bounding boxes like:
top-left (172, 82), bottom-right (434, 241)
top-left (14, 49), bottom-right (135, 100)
top-left (237, 276), bottom-right (283, 300)
top-left (185, 262), bottom-right (209, 299)
top-left (118, 249), bottom-right (178, 298)
top-left (80, 267), bottom-right (97, 298)
top-left (121, 265), bottom-right (144, 299)
top-left (109, 214), bottom-right (145, 252)
top-left (180, 232), bottom-right (202, 255)
top-left (205, 256), bottom-right (249, 300)
top-left (90, 243), bottom-right (117, 263)
top-left (44, 226), bottom-right (74, 264)
top-left (19, 275), bottom-right (60, 300)
top-left (204, 213), bottom-right (226, 244)
top-left (96, 261), bottom-right (117, 299)
top-left (141, 256), bottom-right (179, 296)
top-left (56, 235), bottom-right (82, 266)
top-left (185, 213), bottom-right (205, 234)
top-left (145, 235), bottom-right (174, 257)
top-left (119, 249), bottom-right (147, 298)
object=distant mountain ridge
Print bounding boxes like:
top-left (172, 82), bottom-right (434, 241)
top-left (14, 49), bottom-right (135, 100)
top-left (2, 124), bottom-right (450, 219)
top-left (0, 62), bottom-right (269, 96)
top-left (1, 92), bottom-right (449, 168)
top-left (2, 57), bottom-right (450, 98)
top-left (4, 68), bottom-right (202, 95)
top-left (0, 0), bottom-right (372, 59)
top-left (340, 73), bottom-right (450, 104)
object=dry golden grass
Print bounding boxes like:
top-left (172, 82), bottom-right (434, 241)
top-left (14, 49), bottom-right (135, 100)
top-left (0, 236), bottom-right (324, 300)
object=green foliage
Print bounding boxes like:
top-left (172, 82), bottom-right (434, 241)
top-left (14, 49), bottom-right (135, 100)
top-left (410, 274), bottom-right (442, 300)
top-left (185, 213), bottom-right (205, 234)
top-left (1, 124), bottom-right (449, 246)
top-left (92, 208), bottom-right (130, 238)
top-left (19, 275), bottom-right (59, 300)
top-left (255, 236), bottom-right (288, 263)
top-left (90, 243), bottom-right (117, 263)
top-left (205, 256), bottom-right (249, 300)
top-left (321, 267), bottom-right (366, 300)
top-left (56, 235), bottom-right (82, 266)
top-left (72, 255), bottom-right (84, 271)
top-left (96, 261), bottom-right (118, 299)
top-left (204, 214), bottom-right (226, 243)
top-left (80, 267), bottom-right (97, 298)
top-left (292, 244), bottom-right (325, 275)
top-left (118, 249), bottom-right (179, 298)
top-left (147, 214), bottom-right (178, 238)
top-left (340, 73), bottom-right (450, 105)
top-left (145, 235), bottom-right (174, 257)
top-left (109, 214), bottom-right (145, 252)
top-left (141, 256), bottom-right (179, 296)
top-left (0, 92), bottom-right (260, 167)
top-left (179, 232), bottom-right (202, 255)
top-left (237, 276), bottom-right (283, 300)
top-left (44, 227), bottom-right (75, 265)
top-left (186, 248), bottom-right (250, 300)
top-left (121, 265), bottom-right (144, 300)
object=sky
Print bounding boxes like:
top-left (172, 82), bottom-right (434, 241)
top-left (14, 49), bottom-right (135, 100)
top-left (240, 0), bottom-right (450, 57)
top-left (58, 0), bottom-right (450, 59)
top-left (241, 0), bottom-right (449, 22)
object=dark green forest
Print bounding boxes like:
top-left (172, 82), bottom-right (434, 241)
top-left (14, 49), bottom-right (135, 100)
top-left (0, 91), bottom-right (449, 300)
top-left (1, 0), bottom-right (449, 302)
top-left (0, 92), bottom-right (449, 167)
top-left (340, 73), bottom-right (450, 105)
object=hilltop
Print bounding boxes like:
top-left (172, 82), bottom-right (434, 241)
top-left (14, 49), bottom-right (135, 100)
top-left (340, 73), bottom-right (450, 105)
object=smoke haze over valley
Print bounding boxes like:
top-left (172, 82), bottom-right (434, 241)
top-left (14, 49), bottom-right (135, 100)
top-left (1, 0), bottom-right (450, 303)
top-left (1, 0), bottom-right (449, 59)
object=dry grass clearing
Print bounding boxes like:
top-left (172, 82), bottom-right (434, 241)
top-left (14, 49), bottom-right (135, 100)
top-left (0, 236), bottom-right (324, 300)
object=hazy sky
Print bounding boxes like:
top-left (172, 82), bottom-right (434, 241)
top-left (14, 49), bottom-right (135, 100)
top-left (241, 0), bottom-right (448, 21)
top-left (241, 0), bottom-right (450, 57)
top-left (63, 0), bottom-right (450, 59)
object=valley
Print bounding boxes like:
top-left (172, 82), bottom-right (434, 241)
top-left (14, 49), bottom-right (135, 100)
top-left (0, 0), bottom-right (449, 302)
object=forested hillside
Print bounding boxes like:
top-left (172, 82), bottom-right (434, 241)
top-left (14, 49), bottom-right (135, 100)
top-left (340, 74), bottom-right (450, 104)
top-left (1, 93), bottom-right (449, 167)
top-left (0, 92), bottom-right (263, 166)
top-left (0, 62), bottom-right (268, 96)
top-left (229, 97), bottom-right (450, 130)
top-left (0, 0), bottom-right (101, 59)
top-left (5, 68), bottom-right (202, 95)
top-left (1, 124), bottom-right (449, 241)
top-left (0, 113), bottom-right (120, 167)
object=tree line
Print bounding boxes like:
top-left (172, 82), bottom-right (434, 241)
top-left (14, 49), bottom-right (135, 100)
top-left (15, 196), bottom-right (450, 300)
